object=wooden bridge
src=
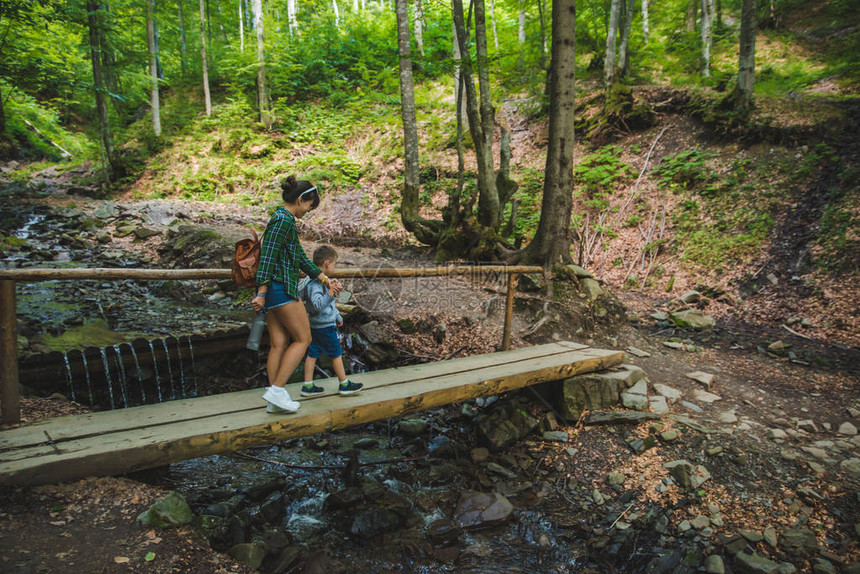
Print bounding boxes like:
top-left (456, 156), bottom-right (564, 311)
top-left (0, 341), bottom-right (622, 487)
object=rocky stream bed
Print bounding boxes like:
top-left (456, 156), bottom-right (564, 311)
top-left (0, 172), bottom-right (859, 573)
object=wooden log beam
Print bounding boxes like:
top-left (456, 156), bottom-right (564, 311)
top-left (502, 273), bottom-right (516, 350)
top-left (0, 265), bottom-right (545, 282)
top-left (0, 281), bottom-right (20, 425)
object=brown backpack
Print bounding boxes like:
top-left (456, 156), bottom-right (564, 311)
top-left (231, 229), bottom-right (261, 288)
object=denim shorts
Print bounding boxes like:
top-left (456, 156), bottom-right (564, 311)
top-left (264, 283), bottom-right (297, 310)
top-left (307, 325), bottom-right (343, 359)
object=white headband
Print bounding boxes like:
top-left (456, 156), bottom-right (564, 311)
top-left (299, 186), bottom-right (317, 198)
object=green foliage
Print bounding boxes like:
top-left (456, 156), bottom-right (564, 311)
top-left (653, 148), bottom-right (716, 191)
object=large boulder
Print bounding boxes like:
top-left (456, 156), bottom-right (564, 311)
top-left (137, 492), bottom-right (193, 528)
top-left (670, 310), bottom-right (715, 330)
top-left (455, 491), bottom-right (514, 528)
top-left (476, 400), bottom-right (541, 450)
top-left (558, 365), bottom-right (647, 420)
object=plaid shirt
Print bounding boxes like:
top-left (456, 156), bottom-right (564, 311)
top-left (255, 207), bottom-right (322, 297)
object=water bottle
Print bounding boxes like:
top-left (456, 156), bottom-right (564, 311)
top-left (246, 311), bottom-right (267, 350)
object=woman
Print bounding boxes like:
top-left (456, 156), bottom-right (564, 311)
top-left (252, 176), bottom-right (340, 412)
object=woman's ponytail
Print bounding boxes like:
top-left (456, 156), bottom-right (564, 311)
top-left (281, 176), bottom-right (320, 210)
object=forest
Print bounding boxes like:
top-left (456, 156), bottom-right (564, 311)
top-left (1, 0), bottom-right (860, 572)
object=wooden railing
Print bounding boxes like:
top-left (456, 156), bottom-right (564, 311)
top-left (0, 265), bottom-right (546, 425)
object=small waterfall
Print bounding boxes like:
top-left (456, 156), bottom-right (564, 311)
top-left (148, 340), bottom-right (163, 402)
top-left (80, 350), bottom-right (94, 406)
top-left (174, 337), bottom-right (188, 399)
top-left (63, 353), bottom-right (76, 402)
top-left (161, 338), bottom-right (175, 399)
top-left (112, 345), bottom-right (129, 408)
top-left (186, 336), bottom-right (198, 396)
top-left (128, 343), bottom-right (146, 404)
top-left (100, 348), bottom-right (116, 409)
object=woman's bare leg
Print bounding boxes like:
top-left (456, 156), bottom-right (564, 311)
top-left (267, 300), bottom-right (311, 388)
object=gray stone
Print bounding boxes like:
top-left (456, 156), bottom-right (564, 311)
top-left (844, 563), bottom-right (860, 574)
top-left (812, 558), bottom-right (837, 574)
top-left (622, 379), bottom-right (650, 411)
top-left (692, 515), bottom-right (711, 529)
top-left (607, 472), bottom-right (625, 486)
top-left (797, 419), bottom-right (818, 433)
top-left (705, 554), bottom-right (726, 574)
top-left (660, 430), bottom-right (679, 442)
top-left (626, 346), bottom-right (651, 358)
top-left (286, 514), bottom-right (326, 541)
top-left (671, 310), bottom-right (715, 330)
top-left (579, 277), bottom-right (604, 299)
top-left (734, 551), bottom-right (781, 574)
top-left (808, 461), bottom-right (825, 474)
top-left (801, 446), bottom-right (829, 459)
top-left (680, 290), bottom-right (702, 304)
top-left (777, 563), bottom-right (797, 574)
top-left (768, 428), bottom-right (788, 440)
top-left (840, 457), bottom-right (860, 476)
top-left (228, 543), bottom-right (267, 570)
top-left (686, 371), bottom-right (715, 389)
top-left (693, 389), bottom-right (722, 404)
top-left (650, 395), bottom-right (669, 414)
top-left (486, 462), bottom-right (517, 479)
top-left (678, 519), bottom-right (692, 532)
top-left (565, 264), bottom-right (593, 279)
top-left (585, 411), bottom-right (661, 425)
top-left (455, 491), bottom-right (514, 528)
top-left (768, 340), bottom-right (789, 352)
top-left (542, 431), bottom-right (570, 442)
top-left (398, 418), bottom-right (428, 436)
top-left (839, 422), bottom-right (859, 436)
top-left (559, 365), bottom-right (646, 419)
top-left (740, 530), bottom-right (763, 543)
top-left (781, 528), bottom-right (818, 556)
top-left (133, 226), bottom-right (161, 239)
top-left (470, 447), bottom-right (489, 463)
top-left (476, 402), bottom-right (540, 450)
top-left (592, 489), bottom-right (605, 505)
top-left (681, 400), bottom-right (704, 413)
top-left (763, 525), bottom-right (778, 548)
top-left (137, 492), bottom-right (193, 528)
top-left (653, 383), bottom-right (682, 402)
top-left (663, 341), bottom-right (685, 350)
top-left (663, 460), bottom-right (710, 490)
top-left (719, 410), bottom-right (739, 424)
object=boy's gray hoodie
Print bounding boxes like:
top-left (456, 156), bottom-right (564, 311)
top-left (298, 276), bottom-right (343, 329)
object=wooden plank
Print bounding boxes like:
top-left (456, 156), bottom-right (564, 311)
top-left (0, 342), bottom-right (587, 451)
top-left (0, 280), bottom-right (20, 425)
top-left (0, 347), bottom-right (622, 486)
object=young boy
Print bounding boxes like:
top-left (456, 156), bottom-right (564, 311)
top-left (299, 245), bottom-right (363, 396)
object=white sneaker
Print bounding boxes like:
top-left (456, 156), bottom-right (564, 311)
top-left (262, 387), bottom-right (300, 413)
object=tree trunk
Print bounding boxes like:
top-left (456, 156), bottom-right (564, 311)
top-left (473, 0), bottom-right (501, 229)
top-left (701, 0), bottom-right (713, 77)
top-left (641, 0), bottom-right (648, 44)
top-left (604, 0), bottom-right (622, 86)
top-left (716, 0), bottom-right (722, 28)
top-left (332, 0), bottom-right (340, 27)
top-left (536, 0), bottom-right (547, 57)
top-left (396, 0), bottom-right (440, 245)
top-left (239, 0), bottom-right (244, 51)
top-left (199, 0), bottom-right (211, 116)
top-left (518, 1), bottom-right (525, 44)
top-left (87, 0), bottom-right (121, 179)
top-left (618, 0), bottom-right (635, 78)
top-left (452, 20), bottom-right (468, 133)
top-left (252, 0), bottom-right (273, 128)
top-left (287, 0), bottom-right (297, 34)
top-left (686, 0), bottom-right (697, 32)
top-left (146, 0), bottom-right (162, 137)
top-left (516, 0), bottom-right (575, 265)
top-left (735, 0), bottom-right (756, 114)
top-left (178, 0), bottom-right (188, 74)
top-left (153, 0), bottom-right (163, 79)
top-left (0, 85), bottom-right (5, 137)
top-left (414, 0), bottom-right (424, 56)
top-left (488, 0), bottom-right (498, 50)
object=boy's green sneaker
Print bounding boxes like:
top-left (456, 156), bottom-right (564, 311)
top-left (300, 383), bottom-right (325, 396)
top-left (338, 379), bottom-right (363, 395)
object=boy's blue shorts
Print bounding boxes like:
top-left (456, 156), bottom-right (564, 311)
top-left (308, 326), bottom-right (343, 359)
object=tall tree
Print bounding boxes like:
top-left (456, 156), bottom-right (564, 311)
top-left (641, 0), bottom-right (649, 44)
top-left (239, 0), bottom-right (244, 51)
top-left (86, 0), bottom-right (122, 178)
top-left (252, 0), bottom-right (272, 128)
top-left (516, 0), bottom-right (575, 265)
top-left (395, 0), bottom-right (440, 244)
top-left (617, 0), bottom-right (635, 78)
top-left (146, 0), bottom-right (161, 136)
top-left (332, 0), bottom-right (341, 27)
top-left (178, 0), bottom-right (188, 74)
top-left (488, 0), bottom-right (498, 50)
top-left (414, 0), bottom-right (424, 56)
top-left (473, 0), bottom-right (500, 227)
top-left (604, 0), bottom-right (622, 85)
top-left (518, 0), bottom-right (525, 44)
top-left (287, 0), bottom-right (297, 34)
top-left (701, 0), bottom-right (714, 77)
top-left (686, 0), bottom-right (697, 32)
top-left (734, 0), bottom-right (757, 114)
top-left (198, 0), bottom-right (211, 115)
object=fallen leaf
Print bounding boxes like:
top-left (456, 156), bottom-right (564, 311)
top-left (145, 552), bottom-right (156, 562)
top-left (114, 557), bottom-right (130, 564)
top-left (49, 521), bottom-right (65, 526)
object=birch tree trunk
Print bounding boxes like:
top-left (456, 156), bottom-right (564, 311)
top-left (604, 0), bottom-right (622, 86)
top-left (537, 0), bottom-right (547, 56)
top-left (489, 0), bottom-right (498, 50)
top-left (735, 0), bottom-right (757, 114)
top-left (414, 0), bottom-right (424, 56)
top-left (518, 1), bottom-right (525, 44)
top-left (332, 0), bottom-right (340, 27)
top-left (641, 0), bottom-right (649, 44)
top-left (618, 0), bottom-right (635, 78)
top-left (452, 21), bottom-right (468, 133)
top-left (178, 0), bottom-right (188, 75)
top-left (239, 0), bottom-right (244, 51)
top-left (287, 0), bottom-right (297, 34)
top-left (252, 0), bottom-right (273, 128)
top-left (146, 0), bottom-right (161, 136)
top-left (199, 0), bottom-right (211, 116)
top-left (516, 0), bottom-right (575, 265)
top-left (701, 0), bottom-right (713, 77)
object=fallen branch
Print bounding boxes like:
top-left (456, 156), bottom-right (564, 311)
top-left (781, 324), bottom-right (812, 340)
top-left (619, 126), bottom-right (668, 217)
top-left (23, 119), bottom-right (72, 158)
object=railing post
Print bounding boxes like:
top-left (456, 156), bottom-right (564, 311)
top-left (0, 280), bottom-right (20, 426)
top-left (502, 273), bottom-right (516, 351)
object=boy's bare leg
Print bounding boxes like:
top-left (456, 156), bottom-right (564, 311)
top-left (304, 356), bottom-right (317, 383)
top-left (332, 356), bottom-right (348, 382)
